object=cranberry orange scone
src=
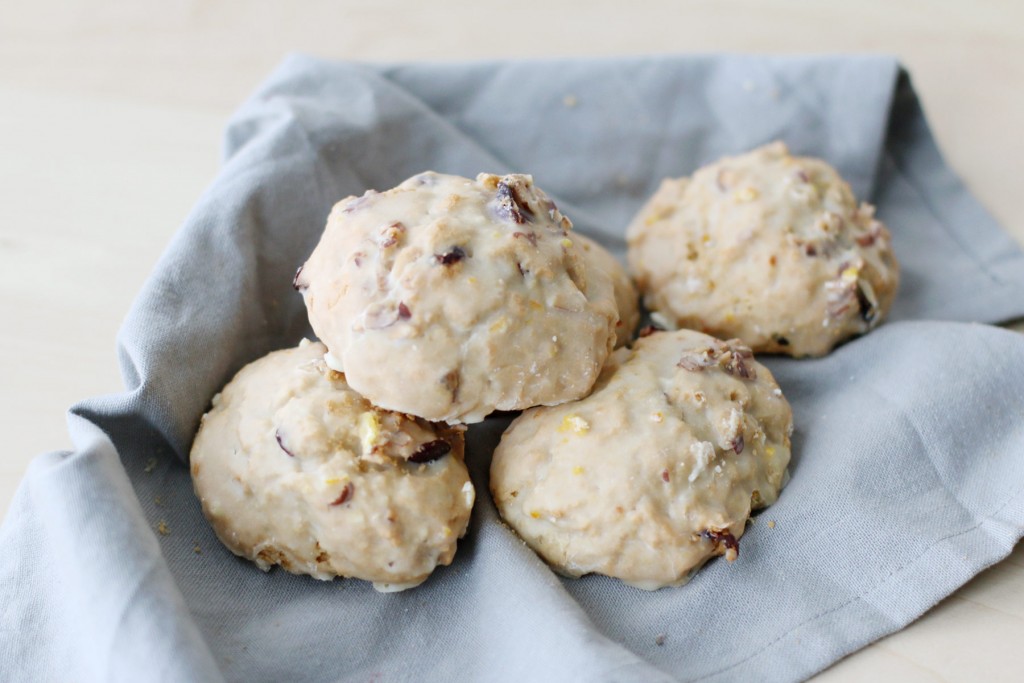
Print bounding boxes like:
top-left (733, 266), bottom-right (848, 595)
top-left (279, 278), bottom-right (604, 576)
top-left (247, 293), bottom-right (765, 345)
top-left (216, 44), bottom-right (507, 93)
top-left (190, 340), bottom-right (474, 592)
top-left (573, 232), bottom-right (640, 348)
top-left (627, 142), bottom-right (899, 357)
top-left (296, 172), bottom-right (619, 423)
top-left (490, 329), bottom-right (792, 590)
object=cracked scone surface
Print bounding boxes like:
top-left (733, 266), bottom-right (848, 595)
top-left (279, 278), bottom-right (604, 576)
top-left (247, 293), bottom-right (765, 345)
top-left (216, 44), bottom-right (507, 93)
top-left (490, 329), bottom-right (792, 590)
top-left (574, 232), bottom-right (640, 348)
top-left (296, 172), bottom-right (619, 423)
top-left (627, 141), bottom-right (899, 357)
top-left (190, 340), bottom-right (475, 592)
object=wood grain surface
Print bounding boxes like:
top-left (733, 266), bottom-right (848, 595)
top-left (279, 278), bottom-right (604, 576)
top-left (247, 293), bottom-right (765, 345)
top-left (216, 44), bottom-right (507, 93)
top-left (2, 2), bottom-right (1021, 680)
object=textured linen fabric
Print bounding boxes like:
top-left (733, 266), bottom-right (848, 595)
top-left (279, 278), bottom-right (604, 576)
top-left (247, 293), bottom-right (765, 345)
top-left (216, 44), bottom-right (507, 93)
top-left (3, 54), bottom-right (1024, 683)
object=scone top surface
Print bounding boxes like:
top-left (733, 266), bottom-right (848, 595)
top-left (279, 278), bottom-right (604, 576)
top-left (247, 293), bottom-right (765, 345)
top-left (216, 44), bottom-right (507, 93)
top-left (627, 142), bottom-right (899, 357)
top-left (190, 340), bottom-right (475, 592)
top-left (297, 172), bottom-right (619, 424)
top-left (490, 329), bottom-right (793, 590)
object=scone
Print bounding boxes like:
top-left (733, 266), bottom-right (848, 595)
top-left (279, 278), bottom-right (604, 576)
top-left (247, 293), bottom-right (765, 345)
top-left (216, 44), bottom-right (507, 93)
top-left (490, 329), bottom-right (792, 590)
top-left (296, 172), bottom-right (620, 424)
top-left (574, 232), bottom-right (640, 348)
top-left (190, 339), bottom-right (475, 592)
top-left (627, 141), bottom-right (899, 357)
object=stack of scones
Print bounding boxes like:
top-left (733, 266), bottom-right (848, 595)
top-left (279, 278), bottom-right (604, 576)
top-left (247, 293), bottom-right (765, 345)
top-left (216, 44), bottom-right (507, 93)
top-left (191, 143), bottom-right (899, 592)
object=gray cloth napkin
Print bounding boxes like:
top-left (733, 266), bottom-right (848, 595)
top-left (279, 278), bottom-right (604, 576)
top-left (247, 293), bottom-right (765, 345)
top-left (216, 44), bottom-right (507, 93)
top-left (3, 54), bottom-right (1024, 683)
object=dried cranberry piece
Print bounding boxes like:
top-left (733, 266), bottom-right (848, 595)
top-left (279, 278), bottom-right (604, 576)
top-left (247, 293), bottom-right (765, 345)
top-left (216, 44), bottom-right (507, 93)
top-left (720, 341), bottom-right (757, 380)
top-left (512, 231), bottom-right (539, 246)
top-left (435, 246), bottom-right (466, 266)
top-left (398, 302), bottom-right (411, 320)
top-left (723, 354), bottom-right (756, 381)
top-left (292, 266), bottom-right (307, 291)
top-left (855, 283), bottom-right (876, 323)
top-left (701, 528), bottom-right (740, 558)
top-left (275, 429), bottom-right (295, 457)
top-left (495, 179), bottom-right (534, 224)
top-left (409, 439), bottom-right (452, 464)
top-left (330, 483), bottom-right (354, 506)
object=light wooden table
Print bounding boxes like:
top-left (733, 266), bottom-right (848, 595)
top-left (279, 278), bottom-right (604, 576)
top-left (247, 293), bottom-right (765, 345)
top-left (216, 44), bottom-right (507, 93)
top-left (2, 1), bottom-right (1022, 680)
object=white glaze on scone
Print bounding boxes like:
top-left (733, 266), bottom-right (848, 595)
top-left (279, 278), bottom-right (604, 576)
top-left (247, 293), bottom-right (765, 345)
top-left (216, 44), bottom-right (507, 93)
top-left (490, 329), bottom-right (793, 590)
top-left (574, 232), bottom-right (640, 348)
top-left (296, 172), bottom-right (619, 423)
top-left (190, 340), bottom-right (474, 592)
top-left (627, 142), bottom-right (900, 357)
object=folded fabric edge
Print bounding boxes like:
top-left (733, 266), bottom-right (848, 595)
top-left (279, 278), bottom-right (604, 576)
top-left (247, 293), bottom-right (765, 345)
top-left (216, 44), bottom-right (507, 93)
top-left (693, 485), bottom-right (1024, 683)
top-left (222, 52), bottom-right (902, 162)
top-left (884, 69), bottom-right (1024, 322)
top-left (0, 412), bottom-right (226, 682)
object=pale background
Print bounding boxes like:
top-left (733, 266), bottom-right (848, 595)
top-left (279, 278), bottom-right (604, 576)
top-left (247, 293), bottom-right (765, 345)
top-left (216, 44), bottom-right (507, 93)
top-left (1, 1), bottom-right (1022, 680)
